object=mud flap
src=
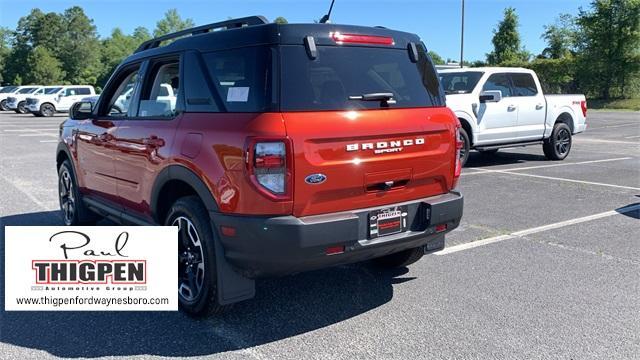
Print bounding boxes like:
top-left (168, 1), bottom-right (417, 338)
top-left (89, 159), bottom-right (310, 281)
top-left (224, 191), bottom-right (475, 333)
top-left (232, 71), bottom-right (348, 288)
top-left (212, 228), bottom-right (255, 305)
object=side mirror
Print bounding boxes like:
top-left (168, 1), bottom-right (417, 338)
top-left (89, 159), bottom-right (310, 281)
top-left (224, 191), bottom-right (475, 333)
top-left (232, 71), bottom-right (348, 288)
top-left (70, 101), bottom-right (93, 120)
top-left (479, 90), bottom-right (502, 103)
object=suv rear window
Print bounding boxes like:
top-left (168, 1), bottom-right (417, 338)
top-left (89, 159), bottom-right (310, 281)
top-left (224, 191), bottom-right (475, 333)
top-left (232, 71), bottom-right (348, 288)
top-left (280, 45), bottom-right (444, 111)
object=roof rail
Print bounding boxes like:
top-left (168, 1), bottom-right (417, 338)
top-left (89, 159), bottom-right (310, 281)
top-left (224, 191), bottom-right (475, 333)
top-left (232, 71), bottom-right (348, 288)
top-left (134, 15), bottom-right (269, 53)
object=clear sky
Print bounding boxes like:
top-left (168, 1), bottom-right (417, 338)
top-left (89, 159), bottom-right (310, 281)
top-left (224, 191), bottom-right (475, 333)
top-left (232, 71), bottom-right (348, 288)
top-left (0, 0), bottom-right (592, 62)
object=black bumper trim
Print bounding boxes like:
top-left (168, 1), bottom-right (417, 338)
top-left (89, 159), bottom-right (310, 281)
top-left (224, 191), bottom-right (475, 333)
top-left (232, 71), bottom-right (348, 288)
top-left (211, 191), bottom-right (463, 278)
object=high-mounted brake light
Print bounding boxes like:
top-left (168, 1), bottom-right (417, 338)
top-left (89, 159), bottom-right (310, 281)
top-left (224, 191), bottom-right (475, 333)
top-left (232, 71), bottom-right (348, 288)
top-left (246, 138), bottom-right (292, 201)
top-left (453, 122), bottom-right (463, 188)
top-left (331, 32), bottom-right (395, 46)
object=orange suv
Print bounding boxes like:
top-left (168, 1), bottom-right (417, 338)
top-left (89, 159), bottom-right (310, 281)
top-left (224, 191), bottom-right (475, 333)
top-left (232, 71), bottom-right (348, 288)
top-left (58, 16), bottom-right (464, 316)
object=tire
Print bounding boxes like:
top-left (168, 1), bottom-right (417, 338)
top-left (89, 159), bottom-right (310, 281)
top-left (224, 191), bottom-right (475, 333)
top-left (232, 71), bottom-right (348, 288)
top-left (373, 247), bottom-right (424, 268)
top-left (16, 101), bottom-right (28, 114)
top-left (0, 99), bottom-right (7, 111)
top-left (459, 127), bottom-right (470, 167)
top-left (58, 160), bottom-right (99, 225)
top-left (478, 149), bottom-right (499, 156)
top-left (543, 122), bottom-right (572, 160)
top-left (165, 195), bottom-right (227, 317)
top-left (40, 103), bottom-right (56, 117)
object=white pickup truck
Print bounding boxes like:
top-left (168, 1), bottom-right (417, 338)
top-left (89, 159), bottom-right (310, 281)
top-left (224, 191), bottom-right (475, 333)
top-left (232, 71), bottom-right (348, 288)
top-left (26, 85), bottom-right (95, 117)
top-left (439, 67), bottom-right (587, 165)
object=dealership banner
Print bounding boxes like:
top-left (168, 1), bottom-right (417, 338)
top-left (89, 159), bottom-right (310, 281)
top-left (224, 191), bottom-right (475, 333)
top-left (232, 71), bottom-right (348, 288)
top-left (4, 226), bottom-right (177, 311)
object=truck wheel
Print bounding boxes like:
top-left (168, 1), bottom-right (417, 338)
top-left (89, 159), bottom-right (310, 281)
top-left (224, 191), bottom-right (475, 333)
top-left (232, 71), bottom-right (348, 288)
top-left (0, 99), bottom-right (7, 111)
top-left (165, 196), bottom-right (227, 317)
top-left (543, 122), bottom-right (572, 160)
top-left (58, 160), bottom-right (99, 225)
top-left (459, 127), bottom-right (470, 166)
top-left (373, 247), bottom-right (424, 268)
top-left (40, 103), bottom-right (55, 117)
top-left (16, 101), bottom-right (28, 114)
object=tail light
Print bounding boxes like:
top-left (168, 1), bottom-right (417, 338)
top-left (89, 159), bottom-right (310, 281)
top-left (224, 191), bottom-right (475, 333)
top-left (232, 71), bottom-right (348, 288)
top-left (581, 100), bottom-right (587, 118)
top-left (452, 122), bottom-right (463, 188)
top-left (246, 138), bottom-right (292, 201)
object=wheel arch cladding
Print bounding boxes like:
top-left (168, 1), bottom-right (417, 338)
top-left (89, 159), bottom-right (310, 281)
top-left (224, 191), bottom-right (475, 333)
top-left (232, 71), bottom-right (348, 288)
top-left (555, 111), bottom-right (575, 133)
top-left (151, 165), bottom-right (219, 223)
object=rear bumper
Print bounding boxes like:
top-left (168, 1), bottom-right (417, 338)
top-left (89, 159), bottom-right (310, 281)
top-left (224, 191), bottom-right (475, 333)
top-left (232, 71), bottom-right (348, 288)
top-left (575, 122), bottom-right (587, 134)
top-left (27, 104), bottom-right (40, 112)
top-left (212, 191), bottom-right (463, 278)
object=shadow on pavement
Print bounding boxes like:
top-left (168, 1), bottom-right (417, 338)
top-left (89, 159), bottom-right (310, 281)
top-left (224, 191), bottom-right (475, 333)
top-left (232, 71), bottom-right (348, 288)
top-left (0, 211), bottom-right (411, 358)
top-left (616, 201), bottom-right (640, 219)
top-left (465, 150), bottom-right (547, 169)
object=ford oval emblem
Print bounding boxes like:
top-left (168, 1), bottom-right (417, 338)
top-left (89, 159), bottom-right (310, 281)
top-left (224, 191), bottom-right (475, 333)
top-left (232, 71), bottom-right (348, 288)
top-left (305, 173), bottom-right (327, 185)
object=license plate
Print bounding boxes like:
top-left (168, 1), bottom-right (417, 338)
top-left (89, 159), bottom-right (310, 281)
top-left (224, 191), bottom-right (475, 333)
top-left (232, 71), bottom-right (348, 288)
top-left (369, 206), bottom-right (409, 239)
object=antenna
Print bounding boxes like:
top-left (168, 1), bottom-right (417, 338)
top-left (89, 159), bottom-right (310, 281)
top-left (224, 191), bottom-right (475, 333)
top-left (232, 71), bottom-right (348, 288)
top-left (319, 0), bottom-right (336, 24)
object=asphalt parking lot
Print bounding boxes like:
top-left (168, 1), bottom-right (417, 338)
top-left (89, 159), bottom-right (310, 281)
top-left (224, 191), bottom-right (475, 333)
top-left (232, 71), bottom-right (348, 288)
top-left (0, 110), bottom-right (638, 359)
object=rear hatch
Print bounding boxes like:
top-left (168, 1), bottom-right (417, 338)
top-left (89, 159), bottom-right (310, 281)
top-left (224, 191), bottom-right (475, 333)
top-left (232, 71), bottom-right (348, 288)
top-left (279, 39), bottom-right (456, 217)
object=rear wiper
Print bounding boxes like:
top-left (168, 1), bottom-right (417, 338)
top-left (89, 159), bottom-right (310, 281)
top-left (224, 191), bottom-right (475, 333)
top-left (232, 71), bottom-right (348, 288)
top-left (349, 92), bottom-right (397, 106)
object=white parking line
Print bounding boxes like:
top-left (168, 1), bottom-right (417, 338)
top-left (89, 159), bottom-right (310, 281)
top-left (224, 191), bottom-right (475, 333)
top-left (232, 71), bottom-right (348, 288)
top-left (473, 168), bottom-right (640, 191)
top-left (435, 204), bottom-right (640, 255)
top-left (575, 138), bottom-right (639, 145)
top-left (18, 133), bottom-right (57, 137)
top-left (3, 128), bottom-right (58, 132)
top-left (462, 157), bottom-right (632, 175)
top-left (625, 135), bottom-right (640, 139)
top-left (39, 140), bottom-right (58, 143)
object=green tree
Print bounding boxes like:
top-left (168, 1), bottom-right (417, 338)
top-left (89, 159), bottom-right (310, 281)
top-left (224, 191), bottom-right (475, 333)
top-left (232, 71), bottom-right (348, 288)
top-left (486, 7), bottom-right (530, 64)
top-left (274, 17), bottom-right (288, 24)
top-left (58, 6), bottom-right (102, 85)
top-left (24, 46), bottom-right (65, 84)
top-left (0, 27), bottom-right (12, 84)
top-left (576, 0), bottom-right (640, 99)
top-left (541, 14), bottom-right (578, 59)
top-left (154, 9), bottom-right (195, 37)
top-left (428, 51), bottom-right (445, 65)
top-left (2, 9), bottom-right (65, 84)
top-left (98, 27), bottom-right (151, 87)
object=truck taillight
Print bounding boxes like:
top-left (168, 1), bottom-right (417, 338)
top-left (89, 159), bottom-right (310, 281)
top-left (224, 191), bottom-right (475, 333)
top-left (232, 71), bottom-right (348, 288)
top-left (453, 122), bottom-right (463, 188)
top-left (246, 139), bottom-right (292, 201)
top-left (581, 100), bottom-right (587, 118)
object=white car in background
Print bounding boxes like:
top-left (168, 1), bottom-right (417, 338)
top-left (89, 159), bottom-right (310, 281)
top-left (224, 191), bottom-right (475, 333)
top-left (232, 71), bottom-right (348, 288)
top-left (26, 85), bottom-right (95, 117)
top-left (0, 86), bottom-right (22, 111)
top-left (5, 85), bottom-right (46, 113)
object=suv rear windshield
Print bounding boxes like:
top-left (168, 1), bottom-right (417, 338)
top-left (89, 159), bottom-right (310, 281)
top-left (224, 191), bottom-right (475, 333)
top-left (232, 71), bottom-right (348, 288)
top-left (280, 45), bottom-right (444, 111)
top-left (439, 71), bottom-right (484, 94)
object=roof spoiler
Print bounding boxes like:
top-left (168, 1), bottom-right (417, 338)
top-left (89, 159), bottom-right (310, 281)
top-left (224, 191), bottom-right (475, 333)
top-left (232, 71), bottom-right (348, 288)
top-left (134, 15), bottom-right (269, 53)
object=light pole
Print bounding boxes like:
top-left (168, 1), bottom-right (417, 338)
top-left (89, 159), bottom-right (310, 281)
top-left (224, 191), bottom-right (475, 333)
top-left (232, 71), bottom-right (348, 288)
top-left (460, 0), bottom-right (465, 68)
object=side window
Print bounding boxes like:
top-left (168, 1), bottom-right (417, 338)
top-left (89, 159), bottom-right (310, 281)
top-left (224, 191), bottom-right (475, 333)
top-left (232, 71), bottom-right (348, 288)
top-left (202, 47), bottom-right (272, 112)
top-left (102, 67), bottom-right (140, 117)
top-left (35, 89), bottom-right (44, 95)
top-left (76, 87), bottom-right (91, 95)
top-left (65, 88), bottom-right (77, 96)
top-left (482, 73), bottom-right (512, 97)
top-left (137, 59), bottom-right (180, 117)
top-left (510, 73), bottom-right (538, 96)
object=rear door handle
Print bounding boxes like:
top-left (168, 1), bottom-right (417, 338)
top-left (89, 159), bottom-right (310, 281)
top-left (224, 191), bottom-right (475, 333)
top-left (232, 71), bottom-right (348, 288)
top-left (143, 136), bottom-right (165, 148)
top-left (536, 103), bottom-right (544, 110)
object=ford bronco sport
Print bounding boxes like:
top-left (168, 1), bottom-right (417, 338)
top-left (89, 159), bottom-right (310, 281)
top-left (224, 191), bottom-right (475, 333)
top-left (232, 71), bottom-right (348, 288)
top-left (58, 16), bottom-right (464, 316)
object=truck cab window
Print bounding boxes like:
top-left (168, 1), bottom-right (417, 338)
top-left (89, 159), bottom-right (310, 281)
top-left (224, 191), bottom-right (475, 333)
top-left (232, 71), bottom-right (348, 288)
top-left (483, 73), bottom-right (512, 97)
